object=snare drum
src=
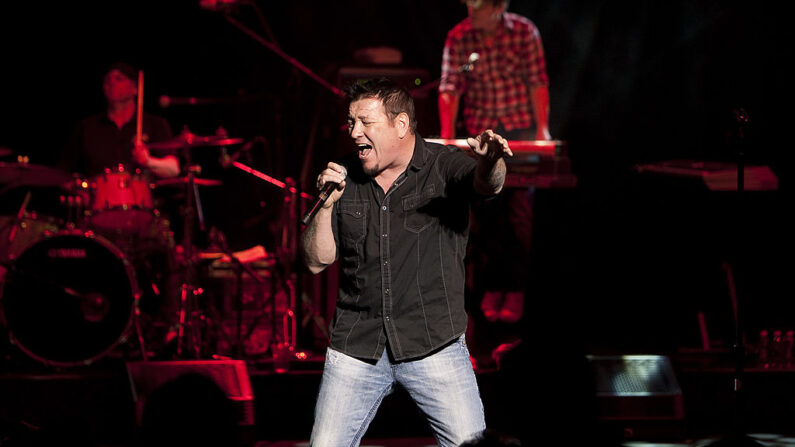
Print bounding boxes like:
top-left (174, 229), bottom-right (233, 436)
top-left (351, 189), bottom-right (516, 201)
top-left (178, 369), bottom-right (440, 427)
top-left (89, 165), bottom-right (154, 233)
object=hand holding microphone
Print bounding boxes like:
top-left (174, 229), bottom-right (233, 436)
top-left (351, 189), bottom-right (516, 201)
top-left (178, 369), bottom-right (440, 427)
top-left (301, 163), bottom-right (347, 225)
top-left (459, 52), bottom-right (480, 72)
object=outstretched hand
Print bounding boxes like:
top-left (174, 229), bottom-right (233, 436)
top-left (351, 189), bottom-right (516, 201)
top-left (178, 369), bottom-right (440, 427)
top-left (467, 129), bottom-right (513, 162)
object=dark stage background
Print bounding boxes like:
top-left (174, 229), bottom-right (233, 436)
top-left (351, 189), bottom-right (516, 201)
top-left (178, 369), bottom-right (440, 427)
top-left (1, 0), bottom-right (793, 356)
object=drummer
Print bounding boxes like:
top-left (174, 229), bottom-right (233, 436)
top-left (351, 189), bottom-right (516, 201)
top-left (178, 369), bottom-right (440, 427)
top-left (59, 61), bottom-right (181, 355)
top-left (60, 61), bottom-right (179, 179)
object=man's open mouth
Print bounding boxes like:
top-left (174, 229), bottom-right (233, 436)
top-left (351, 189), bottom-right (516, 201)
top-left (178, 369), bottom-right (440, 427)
top-left (357, 143), bottom-right (373, 158)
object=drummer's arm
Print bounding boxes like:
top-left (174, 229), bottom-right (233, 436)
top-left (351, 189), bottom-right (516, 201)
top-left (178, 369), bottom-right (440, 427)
top-left (133, 142), bottom-right (180, 178)
top-left (147, 154), bottom-right (180, 178)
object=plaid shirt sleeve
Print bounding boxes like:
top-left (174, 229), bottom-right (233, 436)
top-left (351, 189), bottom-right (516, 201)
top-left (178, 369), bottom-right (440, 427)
top-left (439, 25), bottom-right (467, 94)
top-left (525, 22), bottom-right (549, 87)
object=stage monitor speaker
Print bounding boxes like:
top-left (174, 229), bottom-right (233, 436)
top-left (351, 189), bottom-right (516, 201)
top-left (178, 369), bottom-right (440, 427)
top-left (587, 355), bottom-right (685, 441)
top-left (126, 360), bottom-right (255, 427)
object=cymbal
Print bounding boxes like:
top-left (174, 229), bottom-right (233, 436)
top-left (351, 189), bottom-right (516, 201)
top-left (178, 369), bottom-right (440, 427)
top-left (0, 162), bottom-right (73, 187)
top-left (148, 133), bottom-right (245, 151)
top-left (153, 176), bottom-right (223, 187)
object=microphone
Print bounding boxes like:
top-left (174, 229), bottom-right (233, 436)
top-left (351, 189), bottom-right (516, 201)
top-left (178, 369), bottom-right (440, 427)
top-left (159, 95), bottom-right (230, 107)
top-left (301, 166), bottom-right (347, 226)
top-left (410, 52), bottom-right (480, 97)
top-left (199, 0), bottom-right (239, 12)
top-left (459, 52), bottom-right (480, 73)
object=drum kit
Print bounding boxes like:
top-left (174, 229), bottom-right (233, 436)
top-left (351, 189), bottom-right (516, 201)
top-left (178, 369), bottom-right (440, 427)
top-left (0, 130), bottom-right (301, 368)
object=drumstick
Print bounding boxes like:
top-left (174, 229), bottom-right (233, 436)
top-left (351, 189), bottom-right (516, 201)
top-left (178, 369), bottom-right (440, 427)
top-left (136, 70), bottom-right (144, 145)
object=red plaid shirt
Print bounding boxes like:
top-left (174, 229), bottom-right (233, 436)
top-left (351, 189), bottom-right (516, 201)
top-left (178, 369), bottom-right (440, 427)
top-left (440, 12), bottom-right (548, 135)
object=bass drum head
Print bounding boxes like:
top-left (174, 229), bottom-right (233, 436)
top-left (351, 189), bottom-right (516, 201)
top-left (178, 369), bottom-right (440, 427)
top-left (1, 233), bottom-right (138, 367)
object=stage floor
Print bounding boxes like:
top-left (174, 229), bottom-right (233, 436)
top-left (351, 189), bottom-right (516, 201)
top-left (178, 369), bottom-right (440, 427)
top-left (2, 348), bottom-right (795, 446)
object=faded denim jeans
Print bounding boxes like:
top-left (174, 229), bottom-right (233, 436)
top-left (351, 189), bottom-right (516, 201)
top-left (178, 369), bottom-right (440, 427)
top-left (310, 334), bottom-right (485, 447)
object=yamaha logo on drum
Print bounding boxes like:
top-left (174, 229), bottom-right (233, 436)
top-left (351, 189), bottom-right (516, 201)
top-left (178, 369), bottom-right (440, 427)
top-left (47, 248), bottom-right (88, 259)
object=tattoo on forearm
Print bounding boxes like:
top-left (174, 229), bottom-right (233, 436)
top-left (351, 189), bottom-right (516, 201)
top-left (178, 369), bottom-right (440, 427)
top-left (475, 161), bottom-right (506, 194)
top-left (301, 224), bottom-right (316, 258)
top-left (490, 168), bottom-right (505, 189)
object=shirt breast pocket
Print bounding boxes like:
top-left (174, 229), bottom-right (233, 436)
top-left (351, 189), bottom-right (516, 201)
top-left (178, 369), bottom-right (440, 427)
top-left (338, 200), bottom-right (367, 243)
top-left (402, 184), bottom-right (438, 234)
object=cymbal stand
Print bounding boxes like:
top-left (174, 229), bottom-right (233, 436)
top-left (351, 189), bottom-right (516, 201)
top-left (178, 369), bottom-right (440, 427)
top-left (175, 141), bottom-right (207, 359)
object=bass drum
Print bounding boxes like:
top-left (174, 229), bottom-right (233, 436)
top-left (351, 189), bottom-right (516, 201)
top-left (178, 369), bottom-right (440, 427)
top-left (1, 232), bottom-right (138, 367)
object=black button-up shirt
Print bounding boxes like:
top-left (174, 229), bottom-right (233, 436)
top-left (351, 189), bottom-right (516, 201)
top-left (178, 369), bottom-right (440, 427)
top-left (329, 135), bottom-right (479, 361)
top-left (61, 112), bottom-right (173, 177)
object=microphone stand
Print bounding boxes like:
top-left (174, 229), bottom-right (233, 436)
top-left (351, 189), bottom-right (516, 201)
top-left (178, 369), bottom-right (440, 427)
top-left (706, 108), bottom-right (762, 447)
top-left (222, 13), bottom-right (344, 99)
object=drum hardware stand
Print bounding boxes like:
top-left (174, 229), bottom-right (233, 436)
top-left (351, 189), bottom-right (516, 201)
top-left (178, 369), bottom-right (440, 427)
top-left (176, 283), bottom-right (204, 359)
top-left (276, 178), bottom-right (299, 358)
top-left (2, 191), bottom-right (31, 254)
top-left (175, 136), bottom-right (209, 359)
top-left (133, 291), bottom-right (150, 362)
top-left (210, 228), bottom-right (269, 358)
top-left (143, 127), bottom-right (247, 359)
top-left (227, 160), bottom-right (313, 367)
top-left (705, 107), bottom-right (761, 447)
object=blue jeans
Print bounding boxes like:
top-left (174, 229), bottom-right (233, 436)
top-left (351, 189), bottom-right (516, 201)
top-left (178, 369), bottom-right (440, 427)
top-left (310, 335), bottom-right (485, 447)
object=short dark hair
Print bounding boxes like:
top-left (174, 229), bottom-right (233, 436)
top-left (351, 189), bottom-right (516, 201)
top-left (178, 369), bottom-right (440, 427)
top-left (461, 0), bottom-right (509, 8)
top-left (345, 77), bottom-right (417, 133)
top-left (104, 61), bottom-right (138, 83)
